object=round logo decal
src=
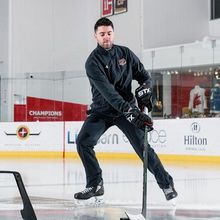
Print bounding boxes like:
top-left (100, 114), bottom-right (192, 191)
top-left (16, 125), bottom-right (30, 140)
top-left (191, 122), bottom-right (200, 133)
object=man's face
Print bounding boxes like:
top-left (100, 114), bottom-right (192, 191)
top-left (95, 25), bottom-right (114, 50)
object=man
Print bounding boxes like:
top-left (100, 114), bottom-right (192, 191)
top-left (74, 17), bottom-right (177, 201)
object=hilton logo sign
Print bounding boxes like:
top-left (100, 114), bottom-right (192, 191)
top-left (184, 122), bottom-right (208, 146)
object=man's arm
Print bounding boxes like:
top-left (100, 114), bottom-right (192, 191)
top-left (128, 49), bottom-right (154, 112)
top-left (129, 49), bottom-right (152, 88)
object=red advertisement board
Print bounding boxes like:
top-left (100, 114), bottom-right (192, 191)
top-left (14, 96), bottom-right (87, 122)
top-left (101, 0), bottom-right (113, 17)
top-left (101, 0), bottom-right (127, 17)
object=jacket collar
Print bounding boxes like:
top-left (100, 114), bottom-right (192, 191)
top-left (96, 44), bottom-right (116, 56)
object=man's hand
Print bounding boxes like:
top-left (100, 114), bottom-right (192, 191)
top-left (135, 84), bottom-right (153, 112)
top-left (124, 107), bottom-right (153, 131)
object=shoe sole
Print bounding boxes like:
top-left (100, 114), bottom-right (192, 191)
top-left (74, 195), bottom-right (104, 206)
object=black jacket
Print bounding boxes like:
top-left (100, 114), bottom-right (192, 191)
top-left (85, 44), bottom-right (152, 117)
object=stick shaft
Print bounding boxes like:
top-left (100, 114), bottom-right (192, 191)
top-left (141, 126), bottom-right (148, 219)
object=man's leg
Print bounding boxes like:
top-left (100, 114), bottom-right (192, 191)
top-left (114, 116), bottom-right (176, 194)
top-left (76, 114), bottom-right (111, 187)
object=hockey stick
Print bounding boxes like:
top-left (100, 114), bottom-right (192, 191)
top-left (121, 110), bottom-right (150, 220)
top-left (141, 125), bottom-right (149, 218)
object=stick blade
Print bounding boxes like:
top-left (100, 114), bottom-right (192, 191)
top-left (125, 211), bottom-right (146, 220)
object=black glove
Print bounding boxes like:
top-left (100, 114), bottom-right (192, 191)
top-left (135, 84), bottom-right (153, 112)
top-left (124, 107), bottom-right (153, 131)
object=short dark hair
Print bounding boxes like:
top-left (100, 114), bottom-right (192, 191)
top-left (94, 17), bottom-right (114, 32)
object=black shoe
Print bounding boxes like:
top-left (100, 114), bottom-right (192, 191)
top-left (74, 180), bottom-right (104, 200)
top-left (163, 184), bottom-right (178, 201)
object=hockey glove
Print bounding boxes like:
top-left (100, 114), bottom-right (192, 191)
top-left (124, 107), bottom-right (153, 131)
top-left (135, 84), bottom-right (153, 112)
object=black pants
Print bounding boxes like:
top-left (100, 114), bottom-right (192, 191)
top-left (76, 113), bottom-right (173, 189)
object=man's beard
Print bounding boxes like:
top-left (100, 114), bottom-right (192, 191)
top-left (101, 42), bottom-right (113, 50)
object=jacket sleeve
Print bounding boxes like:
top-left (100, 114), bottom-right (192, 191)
top-left (129, 49), bottom-right (152, 89)
top-left (86, 59), bottom-right (131, 113)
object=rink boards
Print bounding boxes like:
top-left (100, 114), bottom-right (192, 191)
top-left (0, 118), bottom-right (220, 163)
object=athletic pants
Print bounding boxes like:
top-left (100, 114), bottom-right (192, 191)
top-left (76, 113), bottom-right (173, 189)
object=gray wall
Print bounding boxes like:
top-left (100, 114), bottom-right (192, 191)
top-left (2, 0), bottom-right (212, 74)
top-left (8, 0), bottom-right (143, 74)
top-left (9, 0), bottom-right (89, 73)
top-left (0, 0), bottom-right (9, 120)
top-left (143, 0), bottom-right (209, 48)
top-left (0, 0), bottom-right (8, 74)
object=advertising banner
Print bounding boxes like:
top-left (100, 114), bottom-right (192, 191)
top-left (114, 0), bottom-right (128, 14)
top-left (1, 118), bottom-right (220, 157)
top-left (0, 122), bottom-right (63, 151)
top-left (14, 96), bottom-right (87, 122)
top-left (65, 122), bottom-right (133, 153)
top-left (101, 0), bottom-right (127, 17)
top-left (65, 118), bottom-right (220, 156)
top-left (101, 0), bottom-right (113, 17)
top-left (150, 118), bottom-right (220, 156)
